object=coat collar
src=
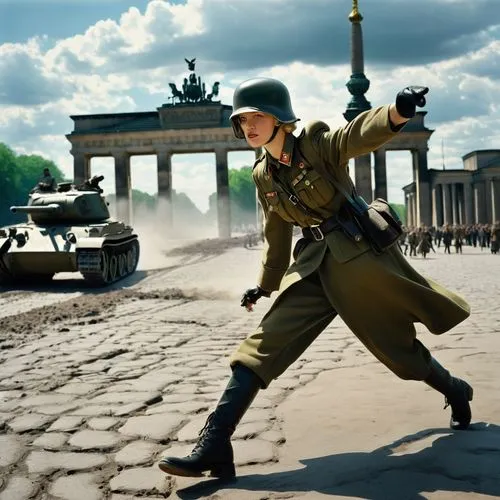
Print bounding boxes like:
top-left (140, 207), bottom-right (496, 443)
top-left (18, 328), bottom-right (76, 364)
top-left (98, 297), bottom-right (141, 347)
top-left (263, 133), bottom-right (295, 173)
top-left (278, 132), bottom-right (295, 167)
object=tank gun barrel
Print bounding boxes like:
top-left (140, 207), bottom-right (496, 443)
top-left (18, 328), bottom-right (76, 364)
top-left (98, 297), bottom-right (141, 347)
top-left (10, 203), bottom-right (62, 214)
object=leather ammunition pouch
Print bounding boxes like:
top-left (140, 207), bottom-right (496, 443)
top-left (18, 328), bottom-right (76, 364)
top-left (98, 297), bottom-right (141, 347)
top-left (346, 197), bottom-right (403, 255)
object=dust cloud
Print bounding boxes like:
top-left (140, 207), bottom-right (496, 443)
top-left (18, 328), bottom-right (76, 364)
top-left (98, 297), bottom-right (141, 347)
top-left (111, 200), bottom-right (261, 299)
top-left (110, 199), bottom-right (216, 271)
top-left (133, 210), bottom-right (217, 272)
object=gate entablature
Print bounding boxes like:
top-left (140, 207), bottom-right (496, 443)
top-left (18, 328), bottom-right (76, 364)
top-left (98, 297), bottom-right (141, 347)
top-left (66, 58), bottom-right (254, 238)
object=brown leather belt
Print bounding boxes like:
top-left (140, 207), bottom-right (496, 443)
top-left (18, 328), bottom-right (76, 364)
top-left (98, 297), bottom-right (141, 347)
top-left (302, 216), bottom-right (341, 241)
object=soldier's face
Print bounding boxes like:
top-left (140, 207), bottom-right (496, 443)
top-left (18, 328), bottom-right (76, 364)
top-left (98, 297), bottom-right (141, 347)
top-left (239, 112), bottom-right (277, 146)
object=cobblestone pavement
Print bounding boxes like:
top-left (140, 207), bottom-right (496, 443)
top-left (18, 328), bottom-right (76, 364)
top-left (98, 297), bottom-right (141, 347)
top-left (0, 243), bottom-right (498, 499)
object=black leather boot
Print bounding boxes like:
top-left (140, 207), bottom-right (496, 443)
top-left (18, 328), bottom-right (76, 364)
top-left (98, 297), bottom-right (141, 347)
top-left (424, 358), bottom-right (473, 430)
top-left (158, 364), bottom-right (262, 478)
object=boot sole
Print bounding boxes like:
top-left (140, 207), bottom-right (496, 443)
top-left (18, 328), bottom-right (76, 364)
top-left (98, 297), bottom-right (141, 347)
top-left (158, 460), bottom-right (236, 478)
top-left (158, 461), bottom-right (203, 477)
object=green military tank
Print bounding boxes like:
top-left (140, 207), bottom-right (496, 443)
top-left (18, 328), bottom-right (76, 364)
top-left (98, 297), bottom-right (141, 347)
top-left (0, 175), bottom-right (139, 286)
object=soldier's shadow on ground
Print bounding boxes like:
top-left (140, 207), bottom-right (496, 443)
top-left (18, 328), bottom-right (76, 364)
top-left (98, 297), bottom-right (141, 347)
top-left (176, 422), bottom-right (500, 500)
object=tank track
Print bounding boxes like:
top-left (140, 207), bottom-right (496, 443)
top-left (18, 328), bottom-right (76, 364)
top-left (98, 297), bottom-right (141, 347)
top-left (77, 237), bottom-right (139, 286)
top-left (0, 266), bottom-right (12, 285)
top-left (0, 244), bottom-right (13, 285)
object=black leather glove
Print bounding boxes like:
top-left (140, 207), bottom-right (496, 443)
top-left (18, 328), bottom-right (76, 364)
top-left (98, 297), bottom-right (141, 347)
top-left (395, 86), bottom-right (429, 119)
top-left (241, 286), bottom-right (271, 311)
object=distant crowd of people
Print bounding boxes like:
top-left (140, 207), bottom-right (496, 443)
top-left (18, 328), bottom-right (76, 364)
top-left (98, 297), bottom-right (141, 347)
top-left (236, 221), bottom-right (500, 256)
top-left (232, 223), bottom-right (264, 248)
top-left (400, 223), bottom-right (500, 257)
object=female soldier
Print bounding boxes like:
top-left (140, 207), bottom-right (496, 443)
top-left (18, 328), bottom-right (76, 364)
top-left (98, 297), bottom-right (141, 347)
top-left (159, 78), bottom-right (473, 479)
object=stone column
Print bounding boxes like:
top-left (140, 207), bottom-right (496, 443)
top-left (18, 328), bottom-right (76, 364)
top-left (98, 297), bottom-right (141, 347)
top-left (463, 182), bottom-right (473, 225)
top-left (486, 178), bottom-right (494, 224)
top-left (431, 185), bottom-right (438, 227)
top-left (354, 154), bottom-right (372, 202)
top-left (492, 178), bottom-right (499, 223)
top-left (411, 193), bottom-right (417, 227)
top-left (474, 182), bottom-right (486, 223)
top-left (435, 184), bottom-right (443, 227)
top-left (373, 149), bottom-right (387, 200)
top-left (254, 148), bottom-right (264, 234)
top-left (459, 185), bottom-right (466, 225)
top-left (405, 193), bottom-right (410, 226)
top-left (113, 151), bottom-right (131, 224)
top-left (413, 148), bottom-right (432, 226)
top-left (451, 183), bottom-right (458, 225)
top-left (215, 147), bottom-right (231, 238)
top-left (72, 151), bottom-right (91, 184)
top-left (156, 148), bottom-right (173, 229)
top-left (412, 192), bottom-right (418, 228)
top-left (408, 193), bottom-right (416, 227)
top-left (442, 183), bottom-right (452, 225)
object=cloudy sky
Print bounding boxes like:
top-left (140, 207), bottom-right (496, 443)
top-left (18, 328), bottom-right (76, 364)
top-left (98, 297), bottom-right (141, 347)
top-left (1, 0), bottom-right (499, 212)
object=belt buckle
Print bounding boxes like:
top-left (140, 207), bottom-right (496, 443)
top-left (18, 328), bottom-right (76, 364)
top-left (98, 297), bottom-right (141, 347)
top-left (309, 224), bottom-right (324, 241)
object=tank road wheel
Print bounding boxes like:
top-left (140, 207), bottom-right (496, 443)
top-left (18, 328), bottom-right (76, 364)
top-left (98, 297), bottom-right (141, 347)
top-left (118, 253), bottom-right (127, 277)
top-left (78, 248), bottom-right (120, 286)
top-left (108, 254), bottom-right (118, 282)
top-left (126, 240), bottom-right (139, 274)
top-left (98, 249), bottom-right (111, 283)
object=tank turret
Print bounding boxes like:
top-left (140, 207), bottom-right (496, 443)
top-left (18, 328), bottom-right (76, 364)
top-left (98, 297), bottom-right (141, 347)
top-left (10, 175), bottom-right (110, 224)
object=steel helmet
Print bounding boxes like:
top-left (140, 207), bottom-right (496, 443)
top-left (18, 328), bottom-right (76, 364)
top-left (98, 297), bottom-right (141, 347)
top-left (230, 78), bottom-right (299, 139)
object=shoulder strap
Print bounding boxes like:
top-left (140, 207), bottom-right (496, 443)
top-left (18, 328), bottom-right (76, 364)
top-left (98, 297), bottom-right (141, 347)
top-left (269, 165), bottom-right (323, 223)
top-left (295, 136), bottom-right (369, 214)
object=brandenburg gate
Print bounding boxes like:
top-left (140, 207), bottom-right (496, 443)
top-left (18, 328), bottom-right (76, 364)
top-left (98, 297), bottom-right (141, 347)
top-left (65, 59), bottom-right (254, 238)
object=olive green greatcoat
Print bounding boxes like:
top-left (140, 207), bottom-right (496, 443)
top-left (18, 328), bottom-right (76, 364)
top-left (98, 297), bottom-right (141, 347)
top-left (230, 106), bottom-right (470, 388)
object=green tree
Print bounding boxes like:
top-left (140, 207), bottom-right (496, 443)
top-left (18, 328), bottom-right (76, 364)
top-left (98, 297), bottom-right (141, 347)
top-left (390, 203), bottom-right (407, 225)
top-left (106, 188), bottom-right (204, 223)
top-left (0, 144), bottom-right (19, 220)
top-left (229, 166), bottom-right (256, 227)
top-left (229, 167), bottom-right (255, 210)
top-left (206, 166), bottom-right (257, 228)
top-left (130, 189), bottom-right (156, 212)
top-left (16, 154), bottom-right (65, 186)
top-left (0, 143), bottom-right (64, 226)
